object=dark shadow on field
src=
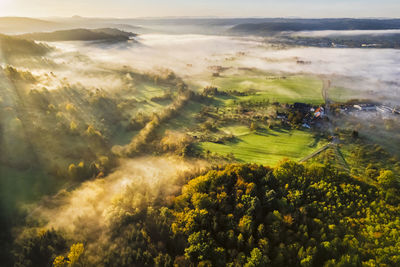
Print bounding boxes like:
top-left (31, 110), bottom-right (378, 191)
top-left (271, 127), bottom-right (290, 133)
top-left (254, 126), bottom-right (291, 137)
top-left (212, 95), bottom-right (237, 107)
top-left (254, 129), bottom-right (277, 137)
top-left (309, 133), bottom-right (322, 148)
top-left (226, 136), bottom-right (241, 144)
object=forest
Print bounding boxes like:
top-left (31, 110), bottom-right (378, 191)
top-left (12, 162), bottom-right (400, 266)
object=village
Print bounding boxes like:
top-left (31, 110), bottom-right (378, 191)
top-left (287, 101), bottom-right (400, 130)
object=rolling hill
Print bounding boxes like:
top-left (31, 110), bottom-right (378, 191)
top-left (0, 17), bottom-right (62, 34)
top-left (0, 34), bottom-right (50, 57)
top-left (17, 28), bottom-right (137, 42)
top-left (229, 18), bottom-right (400, 34)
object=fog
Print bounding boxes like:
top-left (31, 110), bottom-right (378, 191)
top-left (28, 156), bottom-right (207, 259)
top-left (34, 157), bottom-right (204, 230)
top-left (45, 35), bottom-right (262, 80)
top-left (34, 34), bottom-right (400, 104)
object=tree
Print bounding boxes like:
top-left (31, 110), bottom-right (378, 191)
top-left (245, 248), bottom-right (269, 267)
top-left (250, 122), bottom-right (258, 131)
top-left (53, 256), bottom-right (69, 267)
top-left (14, 229), bottom-right (67, 267)
top-left (53, 243), bottom-right (84, 267)
top-left (377, 170), bottom-right (397, 189)
top-left (184, 231), bottom-right (219, 264)
top-left (68, 243), bottom-right (84, 266)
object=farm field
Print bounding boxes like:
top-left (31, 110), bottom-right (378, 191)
top-left (199, 126), bottom-right (325, 165)
top-left (328, 86), bottom-right (367, 103)
top-left (210, 74), bottom-right (324, 104)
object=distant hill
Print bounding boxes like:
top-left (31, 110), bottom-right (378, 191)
top-left (17, 28), bottom-right (137, 42)
top-left (4, 17), bottom-right (400, 36)
top-left (108, 24), bottom-right (150, 34)
top-left (229, 18), bottom-right (400, 34)
top-left (0, 16), bottom-right (149, 35)
top-left (0, 17), bottom-right (61, 34)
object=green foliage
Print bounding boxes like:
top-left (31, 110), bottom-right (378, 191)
top-left (14, 229), bottom-right (67, 267)
top-left (53, 243), bottom-right (85, 267)
top-left (377, 170), bottom-right (398, 189)
top-left (13, 162), bottom-right (400, 267)
top-left (170, 162), bottom-right (400, 266)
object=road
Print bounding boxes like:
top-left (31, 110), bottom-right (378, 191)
top-left (299, 142), bottom-right (334, 162)
top-left (298, 77), bottom-right (349, 168)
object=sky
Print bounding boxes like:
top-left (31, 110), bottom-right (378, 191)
top-left (0, 0), bottom-right (399, 18)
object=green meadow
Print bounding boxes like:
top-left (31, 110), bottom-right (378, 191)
top-left (199, 125), bottom-right (324, 166)
top-left (328, 86), bottom-right (367, 103)
top-left (211, 74), bottom-right (324, 104)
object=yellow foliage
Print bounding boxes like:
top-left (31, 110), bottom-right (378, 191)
top-left (67, 243), bottom-right (84, 265)
top-left (68, 163), bottom-right (76, 173)
top-left (56, 112), bottom-right (64, 119)
top-left (373, 232), bottom-right (383, 239)
top-left (48, 104), bottom-right (56, 111)
top-left (65, 103), bottom-right (77, 112)
top-left (37, 228), bottom-right (48, 238)
top-left (85, 125), bottom-right (102, 137)
top-left (283, 214), bottom-right (294, 225)
top-left (70, 121), bottom-right (77, 131)
top-left (238, 215), bottom-right (252, 233)
top-left (245, 182), bottom-right (256, 195)
top-left (53, 256), bottom-right (69, 267)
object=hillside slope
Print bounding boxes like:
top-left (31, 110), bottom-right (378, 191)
top-left (0, 34), bottom-right (50, 57)
top-left (17, 28), bottom-right (137, 42)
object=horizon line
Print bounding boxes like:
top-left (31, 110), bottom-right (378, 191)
top-left (1, 15), bottom-right (400, 20)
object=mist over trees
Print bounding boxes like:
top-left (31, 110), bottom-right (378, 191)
top-left (0, 34), bottom-right (51, 58)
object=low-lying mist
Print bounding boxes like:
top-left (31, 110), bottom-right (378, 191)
top-left (20, 33), bottom-right (399, 106)
top-left (27, 156), bottom-right (207, 259)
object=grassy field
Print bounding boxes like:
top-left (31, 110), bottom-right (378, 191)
top-left (159, 100), bottom-right (204, 132)
top-left (211, 75), bottom-right (324, 105)
top-left (199, 126), bottom-right (324, 166)
top-left (328, 86), bottom-right (365, 103)
top-left (134, 83), bottom-right (170, 100)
